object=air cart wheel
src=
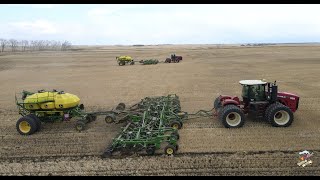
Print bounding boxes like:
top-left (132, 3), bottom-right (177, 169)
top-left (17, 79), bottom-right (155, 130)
top-left (105, 114), bottom-right (116, 124)
top-left (16, 116), bottom-right (37, 135)
top-left (164, 144), bottom-right (176, 155)
top-left (27, 114), bottom-right (41, 132)
top-left (75, 121), bottom-right (85, 132)
top-left (86, 114), bottom-right (97, 122)
top-left (79, 104), bottom-right (84, 110)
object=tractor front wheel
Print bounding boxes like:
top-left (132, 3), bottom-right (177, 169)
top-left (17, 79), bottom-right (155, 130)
top-left (219, 105), bottom-right (245, 128)
top-left (266, 103), bottom-right (293, 127)
top-left (16, 116), bottom-right (37, 135)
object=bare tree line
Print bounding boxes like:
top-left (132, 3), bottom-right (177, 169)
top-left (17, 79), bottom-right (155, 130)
top-left (0, 39), bottom-right (72, 53)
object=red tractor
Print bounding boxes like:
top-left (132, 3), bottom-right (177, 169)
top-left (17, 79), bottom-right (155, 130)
top-left (165, 54), bottom-right (183, 63)
top-left (214, 80), bottom-right (299, 128)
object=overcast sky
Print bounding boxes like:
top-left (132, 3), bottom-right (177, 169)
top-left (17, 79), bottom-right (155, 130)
top-left (1, 4), bottom-right (320, 45)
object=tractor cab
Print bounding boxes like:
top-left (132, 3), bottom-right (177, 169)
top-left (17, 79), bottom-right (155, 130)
top-left (240, 80), bottom-right (267, 103)
top-left (239, 80), bottom-right (278, 103)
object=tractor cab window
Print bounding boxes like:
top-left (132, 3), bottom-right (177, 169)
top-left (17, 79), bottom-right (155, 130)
top-left (250, 85), bottom-right (266, 101)
top-left (242, 85), bottom-right (249, 98)
top-left (242, 85), bottom-right (266, 101)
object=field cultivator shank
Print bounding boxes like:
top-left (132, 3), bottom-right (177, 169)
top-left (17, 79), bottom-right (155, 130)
top-left (102, 94), bottom-right (185, 158)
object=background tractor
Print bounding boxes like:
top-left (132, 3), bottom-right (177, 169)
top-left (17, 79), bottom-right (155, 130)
top-left (165, 54), bottom-right (183, 63)
top-left (15, 90), bottom-right (96, 135)
top-left (214, 80), bottom-right (299, 128)
top-left (116, 56), bottom-right (135, 66)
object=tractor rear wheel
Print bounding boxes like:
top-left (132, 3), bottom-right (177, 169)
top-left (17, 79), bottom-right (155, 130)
top-left (16, 116), bottom-right (37, 135)
top-left (266, 103), bottom-right (293, 127)
top-left (26, 114), bottom-right (41, 132)
top-left (219, 105), bottom-right (245, 128)
top-left (105, 114), bottom-right (116, 124)
top-left (165, 58), bottom-right (171, 63)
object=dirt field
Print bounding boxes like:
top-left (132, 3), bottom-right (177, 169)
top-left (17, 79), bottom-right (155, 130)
top-left (0, 44), bottom-right (320, 175)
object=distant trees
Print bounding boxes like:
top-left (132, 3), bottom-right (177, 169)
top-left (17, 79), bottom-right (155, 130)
top-left (0, 38), bottom-right (72, 53)
top-left (9, 39), bottom-right (19, 52)
top-left (0, 39), bottom-right (7, 52)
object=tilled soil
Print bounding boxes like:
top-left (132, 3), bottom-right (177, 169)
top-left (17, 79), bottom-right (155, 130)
top-left (0, 45), bottom-right (319, 175)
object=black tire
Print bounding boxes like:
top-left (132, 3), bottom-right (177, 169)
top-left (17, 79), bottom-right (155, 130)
top-left (105, 114), bottom-right (116, 124)
top-left (79, 104), bottom-right (84, 110)
top-left (169, 120), bottom-right (182, 130)
top-left (146, 146), bottom-right (156, 155)
top-left (219, 105), bottom-right (245, 128)
top-left (16, 116), bottom-right (37, 135)
top-left (164, 144), bottom-right (176, 155)
top-left (175, 144), bottom-right (179, 151)
top-left (130, 61), bottom-right (135, 65)
top-left (266, 103), bottom-right (294, 127)
top-left (75, 121), bottom-right (85, 132)
top-left (116, 103), bottom-right (126, 111)
top-left (214, 97), bottom-right (222, 109)
top-left (86, 114), bottom-right (97, 122)
top-left (102, 150), bottom-right (113, 158)
top-left (171, 132), bottom-right (180, 140)
top-left (26, 114), bottom-right (41, 132)
top-left (264, 102), bottom-right (281, 121)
